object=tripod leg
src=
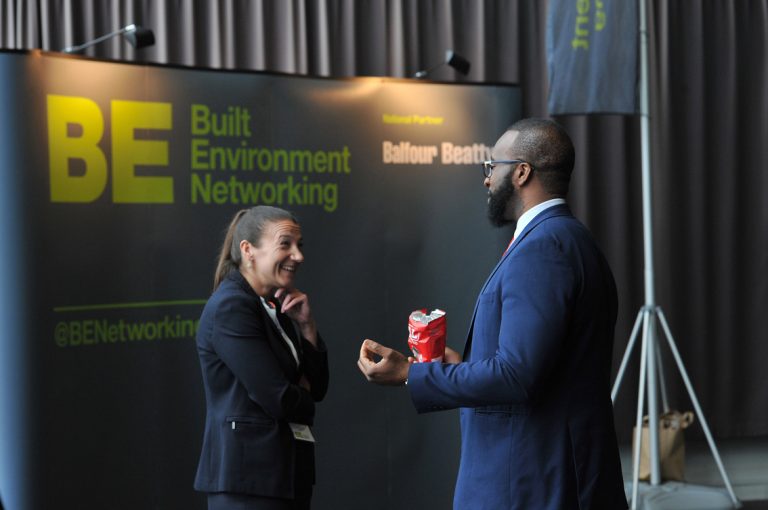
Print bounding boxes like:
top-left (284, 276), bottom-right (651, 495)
top-left (656, 309), bottom-right (741, 507)
top-left (655, 336), bottom-right (670, 413)
top-left (612, 309), bottom-right (645, 403)
top-left (631, 309), bottom-right (652, 509)
top-left (647, 312), bottom-right (662, 485)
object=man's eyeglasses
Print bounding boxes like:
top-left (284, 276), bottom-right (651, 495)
top-left (481, 159), bottom-right (527, 178)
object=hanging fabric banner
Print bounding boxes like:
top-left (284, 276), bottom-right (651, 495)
top-left (546, 0), bottom-right (638, 115)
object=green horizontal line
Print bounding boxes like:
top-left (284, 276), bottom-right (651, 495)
top-left (53, 299), bottom-right (207, 313)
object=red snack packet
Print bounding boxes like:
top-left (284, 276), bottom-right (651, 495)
top-left (407, 309), bottom-right (446, 362)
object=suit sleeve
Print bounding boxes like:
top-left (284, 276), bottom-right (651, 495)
top-left (300, 335), bottom-right (329, 402)
top-left (409, 236), bottom-right (576, 412)
top-left (211, 294), bottom-right (316, 423)
top-left (274, 309), bottom-right (329, 402)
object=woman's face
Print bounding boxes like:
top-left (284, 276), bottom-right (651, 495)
top-left (248, 220), bottom-right (304, 294)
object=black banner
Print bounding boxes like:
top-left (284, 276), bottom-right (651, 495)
top-left (0, 50), bottom-right (520, 510)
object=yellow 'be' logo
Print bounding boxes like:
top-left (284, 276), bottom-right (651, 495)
top-left (47, 95), bottom-right (173, 203)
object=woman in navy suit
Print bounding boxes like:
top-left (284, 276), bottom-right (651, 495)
top-left (194, 206), bottom-right (329, 510)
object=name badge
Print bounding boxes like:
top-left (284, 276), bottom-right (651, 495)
top-left (289, 423), bottom-right (315, 442)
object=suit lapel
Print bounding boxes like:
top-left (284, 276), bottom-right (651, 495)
top-left (274, 306), bottom-right (303, 361)
top-left (477, 204), bottom-right (572, 297)
top-left (259, 303), bottom-right (301, 376)
top-left (463, 204), bottom-right (573, 356)
top-left (228, 270), bottom-right (300, 376)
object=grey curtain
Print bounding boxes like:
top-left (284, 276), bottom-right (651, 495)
top-left (2, 0), bottom-right (767, 440)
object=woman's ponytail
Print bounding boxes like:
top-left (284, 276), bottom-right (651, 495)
top-left (212, 209), bottom-right (248, 291)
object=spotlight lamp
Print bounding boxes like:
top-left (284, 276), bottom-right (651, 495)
top-left (413, 50), bottom-right (471, 79)
top-left (61, 24), bottom-right (155, 54)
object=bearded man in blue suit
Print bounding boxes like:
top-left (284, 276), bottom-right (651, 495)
top-left (358, 118), bottom-right (628, 509)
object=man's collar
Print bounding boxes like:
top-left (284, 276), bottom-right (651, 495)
top-left (512, 198), bottom-right (567, 240)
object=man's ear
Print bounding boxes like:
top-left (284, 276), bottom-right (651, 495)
top-left (516, 162), bottom-right (534, 186)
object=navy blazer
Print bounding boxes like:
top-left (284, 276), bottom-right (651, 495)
top-left (194, 270), bottom-right (329, 498)
top-left (409, 205), bottom-right (627, 509)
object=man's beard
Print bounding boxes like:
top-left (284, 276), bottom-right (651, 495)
top-left (487, 178), bottom-right (519, 227)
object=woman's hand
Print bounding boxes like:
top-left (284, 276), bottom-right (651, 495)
top-left (275, 287), bottom-right (318, 345)
top-left (298, 374), bottom-right (311, 391)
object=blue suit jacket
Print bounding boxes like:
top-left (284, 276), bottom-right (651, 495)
top-left (409, 205), bottom-right (627, 509)
top-left (193, 270), bottom-right (329, 498)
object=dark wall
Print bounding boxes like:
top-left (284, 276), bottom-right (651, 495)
top-left (0, 51), bottom-right (520, 510)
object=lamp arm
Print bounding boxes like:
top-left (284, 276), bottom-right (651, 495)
top-left (61, 25), bottom-right (132, 54)
top-left (413, 61), bottom-right (445, 79)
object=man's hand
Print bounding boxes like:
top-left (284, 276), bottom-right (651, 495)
top-left (408, 345), bottom-right (462, 364)
top-left (357, 339), bottom-right (410, 386)
top-left (444, 346), bottom-right (462, 364)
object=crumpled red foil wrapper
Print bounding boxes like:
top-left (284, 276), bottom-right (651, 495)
top-left (407, 309), bottom-right (446, 362)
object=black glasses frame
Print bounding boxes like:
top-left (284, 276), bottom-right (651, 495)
top-left (481, 159), bottom-right (527, 178)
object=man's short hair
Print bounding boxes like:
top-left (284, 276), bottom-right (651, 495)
top-left (507, 118), bottom-right (575, 196)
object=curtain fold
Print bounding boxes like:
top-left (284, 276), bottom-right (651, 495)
top-left (1, 0), bottom-right (766, 440)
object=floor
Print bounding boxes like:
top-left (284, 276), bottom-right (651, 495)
top-left (620, 436), bottom-right (768, 508)
top-left (742, 503), bottom-right (768, 509)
